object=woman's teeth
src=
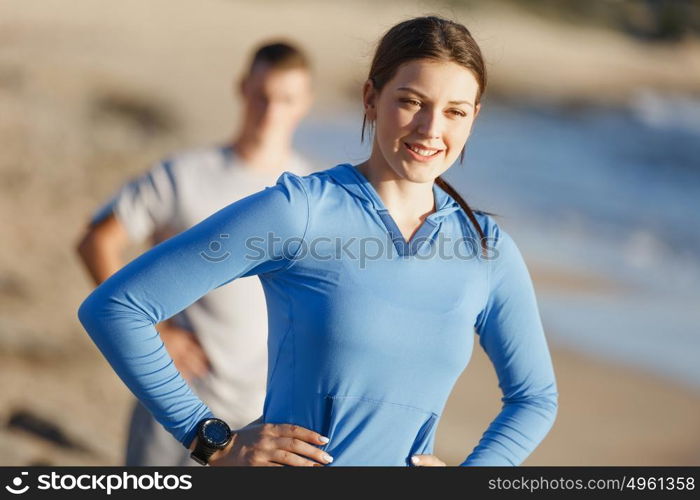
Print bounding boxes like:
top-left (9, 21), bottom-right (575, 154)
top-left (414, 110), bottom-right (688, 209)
top-left (407, 143), bottom-right (440, 157)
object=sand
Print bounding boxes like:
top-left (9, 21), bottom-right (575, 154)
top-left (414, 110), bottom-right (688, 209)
top-left (438, 331), bottom-right (700, 466)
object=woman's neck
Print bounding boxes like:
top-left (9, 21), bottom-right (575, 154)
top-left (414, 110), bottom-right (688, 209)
top-left (357, 152), bottom-right (436, 241)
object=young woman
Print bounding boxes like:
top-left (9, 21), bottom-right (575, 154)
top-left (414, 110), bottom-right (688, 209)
top-left (78, 16), bottom-right (558, 467)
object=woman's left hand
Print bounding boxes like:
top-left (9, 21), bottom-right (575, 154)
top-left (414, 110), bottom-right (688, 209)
top-left (411, 454), bottom-right (446, 466)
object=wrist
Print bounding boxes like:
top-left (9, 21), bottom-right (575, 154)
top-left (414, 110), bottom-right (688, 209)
top-left (189, 418), bottom-right (235, 465)
top-left (209, 430), bottom-right (237, 463)
top-left (188, 435), bottom-right (198, 453)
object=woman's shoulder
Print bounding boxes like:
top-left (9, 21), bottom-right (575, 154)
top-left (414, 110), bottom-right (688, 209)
top-left (269, 164), bottom-right (347, 201)
top-left (470, 211), bottom-right (531, 277)
top-left (470, 210), bottom-right (524, 262)
top-left (470, 210), bottom-right (503, 244)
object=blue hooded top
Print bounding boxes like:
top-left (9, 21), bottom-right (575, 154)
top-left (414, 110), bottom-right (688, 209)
top-left (78, 163), bottom-right (559, 466)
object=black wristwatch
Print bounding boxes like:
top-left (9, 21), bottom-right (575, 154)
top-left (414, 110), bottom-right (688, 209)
top-left (190, 417), bottom-right (233, 466)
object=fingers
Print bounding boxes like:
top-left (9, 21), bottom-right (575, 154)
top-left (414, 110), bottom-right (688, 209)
top-left (237, 438), bottom-right (330, 467)
top-left (184, 346), bottom-right (210, 378)
top-left (411, 454), bottom-right (446, 466)
top-left (170, 353), bottom-right (195, 381)
top-left (171, 347), bottom-right (208, 381)
top-left (183, 333), bottom-right (211, 375)
top-left (163, 330), bottom-right (211, 380)
top-left (269, 449), bottom-right (324, 467)
top-left (278, 437), bottom-right (333, 465)
top-left (218, 423), bottom-right (334, 467)
top-left (252, 424), bottom-right (333, 467)
top-left (272, 423), bottom-right (330, 446)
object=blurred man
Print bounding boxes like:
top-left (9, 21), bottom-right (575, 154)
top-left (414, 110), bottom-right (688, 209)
top-left (76, 41), bottom-right (315, 465)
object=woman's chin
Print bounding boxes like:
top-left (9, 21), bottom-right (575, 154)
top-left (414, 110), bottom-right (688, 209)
top-left (397, 161), bottom-right (445, 184)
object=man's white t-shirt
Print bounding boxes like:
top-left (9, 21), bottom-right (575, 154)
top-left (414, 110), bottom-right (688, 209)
top-left (91, 144), bottom-right (314, 429)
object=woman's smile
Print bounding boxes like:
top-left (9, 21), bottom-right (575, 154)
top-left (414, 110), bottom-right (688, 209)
top-left (403, 141), bottom-right (444, 162)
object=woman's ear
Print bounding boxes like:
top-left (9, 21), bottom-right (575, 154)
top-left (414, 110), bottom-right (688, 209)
top-left (362, 79), bottom-right (377, 121)
top-left (237, 75), bottom-right (248, 98)
top-left (474, 102), bottom-right (481, 120)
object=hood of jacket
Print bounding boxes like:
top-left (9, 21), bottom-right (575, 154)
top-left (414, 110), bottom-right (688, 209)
top-left (322, 163), bottom-right (462, 223)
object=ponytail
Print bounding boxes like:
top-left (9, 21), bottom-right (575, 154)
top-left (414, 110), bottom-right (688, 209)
top-left (435, 176), bottom-right (495, 258)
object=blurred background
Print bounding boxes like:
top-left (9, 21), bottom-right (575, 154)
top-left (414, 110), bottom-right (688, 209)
top-left (1, 0), bottom-right (699, 465)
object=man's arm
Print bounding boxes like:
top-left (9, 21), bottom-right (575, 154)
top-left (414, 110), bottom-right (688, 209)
top-left (76, 157), bottom-right (177, 286)
top-left (76, 212), bottom-right (131, 286)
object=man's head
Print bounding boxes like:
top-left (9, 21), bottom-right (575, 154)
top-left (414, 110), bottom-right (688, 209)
top-left (238, 41), bottom-right (313, 142)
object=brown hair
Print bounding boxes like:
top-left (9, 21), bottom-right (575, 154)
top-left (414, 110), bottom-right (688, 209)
top-left (246, 40), bottom-right (311, 74)
top-left (361, 16), bottom-right (494, 256)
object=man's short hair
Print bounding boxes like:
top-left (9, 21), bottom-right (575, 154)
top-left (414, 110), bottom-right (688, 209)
top-left (247, 40), bottom-right (311, 74)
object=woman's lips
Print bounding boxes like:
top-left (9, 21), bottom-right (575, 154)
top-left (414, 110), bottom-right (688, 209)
top-left (403, 142), bottom-right (443, 162)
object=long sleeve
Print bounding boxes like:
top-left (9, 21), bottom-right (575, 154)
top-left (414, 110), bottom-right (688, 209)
top-left (462, 224), bottom-right (559, 466)
top-left (77, 172), bottom-right (310, 448)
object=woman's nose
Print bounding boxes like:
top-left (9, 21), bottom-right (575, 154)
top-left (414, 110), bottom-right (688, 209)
top-left (415, 110), bottom-right (442, 139)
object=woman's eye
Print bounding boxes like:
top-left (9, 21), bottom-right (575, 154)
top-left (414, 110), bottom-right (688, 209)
top-left (448, 109), bottom-right (467, 117)
top-left (400, 98), bottom-right (421, 107)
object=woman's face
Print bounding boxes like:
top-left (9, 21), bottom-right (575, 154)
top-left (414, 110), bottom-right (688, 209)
top-left (364, 58), bottom-right (481, 184)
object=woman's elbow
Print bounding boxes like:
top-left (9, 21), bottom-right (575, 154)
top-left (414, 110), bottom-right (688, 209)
top-left (77, 286), bottom-right (110, 337)
top-left (507, 389), bottom-right (559, 425)
top-left (537, 390), bottom-right (559, 431)
top-left (546, 392), bottom-right (558, 425)
top-left (77, 291), bottom-right (99, 333)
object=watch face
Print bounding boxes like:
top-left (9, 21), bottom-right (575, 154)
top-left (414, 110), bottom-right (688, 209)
top-left (200, 419), bottom-right (231, 447)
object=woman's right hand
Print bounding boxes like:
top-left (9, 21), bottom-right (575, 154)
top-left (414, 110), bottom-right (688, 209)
top-left (209, 421), bottom-right (333, 466)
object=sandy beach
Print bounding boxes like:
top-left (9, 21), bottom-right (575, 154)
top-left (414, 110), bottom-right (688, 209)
top-left (1, 0), bottom-right (699, 465)
top-left (438, 327), bottom-right (700, 466)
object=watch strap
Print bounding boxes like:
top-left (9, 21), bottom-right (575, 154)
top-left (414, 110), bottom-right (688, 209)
top-left (190, 437), bottom-right (217, 466)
